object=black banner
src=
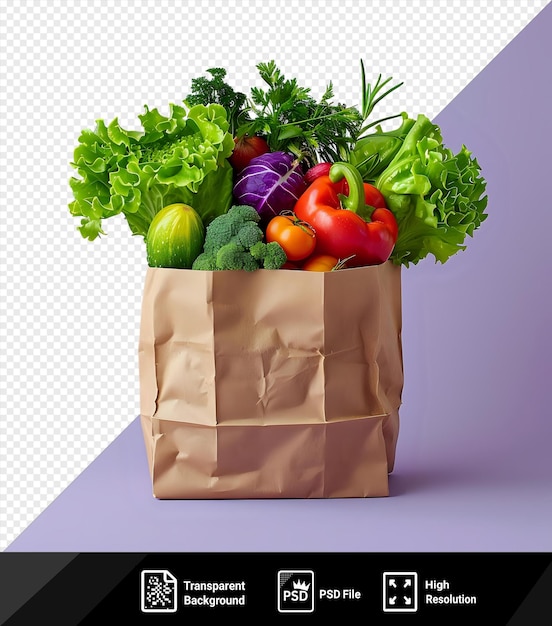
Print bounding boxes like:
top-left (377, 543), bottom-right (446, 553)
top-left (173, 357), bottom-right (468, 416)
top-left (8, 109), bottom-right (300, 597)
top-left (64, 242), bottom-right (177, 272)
top-left (1, 552), bottom-right (551, 624)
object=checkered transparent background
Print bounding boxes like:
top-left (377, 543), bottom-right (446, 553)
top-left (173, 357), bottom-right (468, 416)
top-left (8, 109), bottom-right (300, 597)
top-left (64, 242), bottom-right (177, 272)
top-left (1, 0), bottom-right (549, 550)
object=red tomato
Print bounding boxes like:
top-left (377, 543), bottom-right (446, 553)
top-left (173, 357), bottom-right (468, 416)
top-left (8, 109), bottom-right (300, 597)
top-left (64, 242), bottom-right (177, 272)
top-left (301, 254), bottom-right (340, 272)
top-left (229, 135), bottom-right (270, 171)
top-left (266, 214), bottom-right (316, 262)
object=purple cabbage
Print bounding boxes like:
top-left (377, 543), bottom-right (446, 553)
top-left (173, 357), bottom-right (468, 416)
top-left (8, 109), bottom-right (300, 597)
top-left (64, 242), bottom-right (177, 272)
top-left (233, 151), bottom-right (307, 222)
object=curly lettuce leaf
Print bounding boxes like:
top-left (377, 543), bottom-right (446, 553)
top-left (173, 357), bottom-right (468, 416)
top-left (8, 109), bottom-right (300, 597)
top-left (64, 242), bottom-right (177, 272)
top-left (69, 103), bottom-right (234, 240)
top-left (375, 114), bottom-right (488, 266)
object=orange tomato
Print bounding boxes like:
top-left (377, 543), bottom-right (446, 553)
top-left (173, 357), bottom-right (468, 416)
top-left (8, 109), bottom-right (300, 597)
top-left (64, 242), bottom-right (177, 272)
top-left (301, 254), bottom-right (341, 272)
top-left (266, 214), bottom-right (316, 261)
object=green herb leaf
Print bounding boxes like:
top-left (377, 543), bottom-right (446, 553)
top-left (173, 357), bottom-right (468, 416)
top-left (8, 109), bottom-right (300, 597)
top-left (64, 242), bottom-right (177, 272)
top-left (185, 67), bottom-right (248, 135)
top-left (238, 61), bottom-right (363, 167)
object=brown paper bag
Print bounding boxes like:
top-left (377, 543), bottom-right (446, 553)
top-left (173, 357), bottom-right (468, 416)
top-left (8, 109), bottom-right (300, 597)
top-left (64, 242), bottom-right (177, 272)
top-left (139, 262), bottom-right (403, 498)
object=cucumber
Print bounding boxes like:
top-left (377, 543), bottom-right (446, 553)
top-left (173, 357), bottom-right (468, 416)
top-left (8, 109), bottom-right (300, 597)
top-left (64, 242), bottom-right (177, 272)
top-left (146, 203), bottom-right (205, 269)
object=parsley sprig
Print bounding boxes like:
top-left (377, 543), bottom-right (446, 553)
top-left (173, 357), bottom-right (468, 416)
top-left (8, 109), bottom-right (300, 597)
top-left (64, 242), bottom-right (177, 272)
top-left (237, 61), bottom-right (361, 167)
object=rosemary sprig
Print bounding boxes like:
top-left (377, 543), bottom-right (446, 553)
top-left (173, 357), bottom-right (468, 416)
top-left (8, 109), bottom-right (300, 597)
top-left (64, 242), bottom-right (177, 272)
top-left (358, 59), bottom-right (404, 137)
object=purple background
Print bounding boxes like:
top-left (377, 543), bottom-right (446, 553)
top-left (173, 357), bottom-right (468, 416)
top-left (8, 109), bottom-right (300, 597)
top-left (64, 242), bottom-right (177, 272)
top-left (6, 5), bottom-right (552, 552)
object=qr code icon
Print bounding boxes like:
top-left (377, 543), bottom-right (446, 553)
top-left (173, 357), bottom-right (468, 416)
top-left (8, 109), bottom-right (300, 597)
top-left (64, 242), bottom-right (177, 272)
top-left (140, 569), bottom-right (178, 613)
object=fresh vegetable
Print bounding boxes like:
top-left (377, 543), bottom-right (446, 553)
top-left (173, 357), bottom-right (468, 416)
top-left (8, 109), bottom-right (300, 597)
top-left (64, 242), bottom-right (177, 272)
top-left (301, 254), bottom-right (341, 272)
top-left (249, 240), bottom-right (288, 270)
top-left (372, 114), bottom-right (488, 266)
top-left (233, 151), bottom-right (307, 224)
top-left (184, 67), bottom-right (270, 173)
top-left (192, 205), bottom-right (287, 271)
top-left (266, 213), bottom-right (316, 261)
top-left (304, 162), bottom-right (332, 185)
top-left (69, 103), bottom-right (234, 241)
top-left (69, 60), bottom-right (487, 271)
top-left (294, 161), bottom-right (398, 267)
top-left (349, 112), bottom-right (416, 181)
top-left (350, 180), bottom-right (388, 215)
top-left (229, 135), bottom-right (270, 172)
top-left (185, 67), bottom-right (248, 136)
top-left (234, 61), bottom-right (363, 168)
top-left (186, 61), bottom-right (402, 169)
top-left (146, 203), bottom-right (205, 269)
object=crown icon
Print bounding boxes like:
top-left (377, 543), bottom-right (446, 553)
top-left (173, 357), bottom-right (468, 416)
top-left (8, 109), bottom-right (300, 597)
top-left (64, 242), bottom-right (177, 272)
top-left (293, 580), bottom-right (311, 592)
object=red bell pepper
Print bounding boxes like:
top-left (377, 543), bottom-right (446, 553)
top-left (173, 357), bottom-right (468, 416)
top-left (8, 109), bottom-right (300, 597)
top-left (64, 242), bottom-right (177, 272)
top-left (294, 161), bottom-right (398, 267)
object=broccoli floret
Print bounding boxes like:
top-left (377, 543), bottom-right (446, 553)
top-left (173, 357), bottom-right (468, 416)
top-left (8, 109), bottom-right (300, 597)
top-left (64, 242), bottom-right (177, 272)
top-left (250, 241), bottom-right (287, 270)
top-left (202, 205), bottom-right (258, 254)
top-left (191, 252), bottom-right (217, 271)
top-left (263, 242), bottom-right (287, 269)
top-left (201, 205), bottom-right (258, 253)
top-left (192, 204), bottom-right (281, 271)
top-left (216, 242), bottom-right (259, 271)
top-left (249, 241), bottom-right (267, 262)
top-left (227, 204), bottom-right (260, 224)
top-left (203, 219), bottom-right (236, 255)
top-left (234, 221), bottom-right (264, 248)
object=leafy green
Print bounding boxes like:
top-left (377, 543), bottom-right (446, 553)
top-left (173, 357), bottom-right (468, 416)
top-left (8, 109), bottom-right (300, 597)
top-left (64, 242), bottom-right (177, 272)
top-left (182, 61), bottom-right (403, 170)
top-left (69, 103), bottom-right (235, 241)
top-left (237, 61), bottom-right (363, 167)
top-left (374, 114), bottom-right (488, 266)
top-left (350, 112), bottom-right (415, 181)
top-left (185, 67), bottom-right (248, 135)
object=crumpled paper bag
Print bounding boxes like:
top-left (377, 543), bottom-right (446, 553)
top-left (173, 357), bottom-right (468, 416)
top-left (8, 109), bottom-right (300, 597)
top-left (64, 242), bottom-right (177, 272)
top-left (139, 262), bottom-right (403, 498)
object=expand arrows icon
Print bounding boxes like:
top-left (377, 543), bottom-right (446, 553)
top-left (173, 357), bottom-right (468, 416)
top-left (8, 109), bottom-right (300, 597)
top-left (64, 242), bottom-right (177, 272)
top-left (383, 572), bottom-right (418, 612)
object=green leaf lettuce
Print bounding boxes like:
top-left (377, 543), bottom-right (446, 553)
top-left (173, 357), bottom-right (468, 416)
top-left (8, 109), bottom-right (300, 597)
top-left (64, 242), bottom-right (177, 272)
top-left (373, 114), bottom-right (488, 266)
top-left (69, 103), bottom-right (235, 240)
